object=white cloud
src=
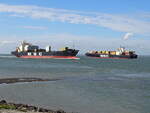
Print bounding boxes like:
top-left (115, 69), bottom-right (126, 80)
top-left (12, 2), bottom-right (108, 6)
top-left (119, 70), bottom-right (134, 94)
top-left (123, 33), bottom-right (133, 40)
top-left (23, 26), bottom-right (47, 30)
top-left (0, 40), bottom-right (16, 45)
top-left (0, 3), bottom-right (150, 35)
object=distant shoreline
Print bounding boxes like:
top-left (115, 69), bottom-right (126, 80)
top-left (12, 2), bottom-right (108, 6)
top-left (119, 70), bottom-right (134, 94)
top-left (0, 77), bottom-right (62, 85)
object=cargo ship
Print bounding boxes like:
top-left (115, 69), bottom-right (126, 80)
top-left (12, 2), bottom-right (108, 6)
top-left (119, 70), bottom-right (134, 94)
top-left (11, 41), bottom-right (79, 59)
top-left (85, 47), bottom-right (138, 59)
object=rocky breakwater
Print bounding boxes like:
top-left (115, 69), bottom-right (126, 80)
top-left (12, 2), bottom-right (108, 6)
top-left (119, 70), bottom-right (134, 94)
top-left (0, 100), bottom-right (68, 113)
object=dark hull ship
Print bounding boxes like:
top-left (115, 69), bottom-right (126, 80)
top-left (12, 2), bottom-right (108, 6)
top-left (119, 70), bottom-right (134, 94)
top-left (11, 41), bottom-right (79, 59)
top-left (85, 47), bottom-right (138, 59)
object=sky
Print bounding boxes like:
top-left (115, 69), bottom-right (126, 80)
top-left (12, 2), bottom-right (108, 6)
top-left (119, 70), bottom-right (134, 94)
top-left (0, 0), bottom-right (150, 55)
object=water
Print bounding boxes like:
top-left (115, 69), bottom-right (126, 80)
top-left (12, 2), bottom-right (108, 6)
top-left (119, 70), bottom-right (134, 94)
top-left (0, 54), bottom-right (150, 113)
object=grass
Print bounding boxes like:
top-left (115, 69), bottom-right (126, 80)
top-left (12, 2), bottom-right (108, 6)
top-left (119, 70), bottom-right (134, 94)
top-left (0, 104), bottom-right (27, 112)
top-left (0, 104), bottom-right (16, 110)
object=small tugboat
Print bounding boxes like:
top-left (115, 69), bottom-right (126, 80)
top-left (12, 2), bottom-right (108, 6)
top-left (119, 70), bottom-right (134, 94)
top-left (85, 47), bottom-right (138, 59)
top-left (11, 41), bottom-right (79, 59)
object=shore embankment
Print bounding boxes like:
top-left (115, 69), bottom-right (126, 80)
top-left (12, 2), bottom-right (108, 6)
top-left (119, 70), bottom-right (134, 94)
top-left (0, 100), bottom-right (68, 113)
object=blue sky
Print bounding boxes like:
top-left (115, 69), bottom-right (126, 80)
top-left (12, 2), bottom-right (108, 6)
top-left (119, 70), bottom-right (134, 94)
top-left (0, 0), bottom-right (150, 55)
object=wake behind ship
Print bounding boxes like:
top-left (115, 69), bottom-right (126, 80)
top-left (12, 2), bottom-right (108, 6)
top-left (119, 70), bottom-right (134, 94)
top-left (11, 41), bottom-right (79, 59)
top-left (85, 47), bottom-right (138, 59)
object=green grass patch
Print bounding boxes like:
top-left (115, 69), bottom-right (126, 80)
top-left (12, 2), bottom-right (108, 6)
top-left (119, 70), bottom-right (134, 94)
top-left (0, 104), bottom-right (16, 110)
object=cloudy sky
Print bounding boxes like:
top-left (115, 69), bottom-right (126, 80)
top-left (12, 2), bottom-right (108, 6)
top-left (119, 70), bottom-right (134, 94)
top-left (0, 0), bottom-right (150, 55)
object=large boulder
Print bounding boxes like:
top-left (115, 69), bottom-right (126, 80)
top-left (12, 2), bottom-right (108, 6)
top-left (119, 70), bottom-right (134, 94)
top-left (56, 110), bottom-right (66, 113)
top-left (38, 108), bottom-right (49, 112)
top-left (0, 100), bottom-right (7, 104)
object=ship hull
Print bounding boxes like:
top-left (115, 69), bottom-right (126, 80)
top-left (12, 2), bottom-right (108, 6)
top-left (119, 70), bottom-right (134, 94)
top-left (19, 56), bottom-right (79, 59)
top-left (11, 50), bottom-right (79, 59)
top-left (85, 53), bottom-right (138, 59)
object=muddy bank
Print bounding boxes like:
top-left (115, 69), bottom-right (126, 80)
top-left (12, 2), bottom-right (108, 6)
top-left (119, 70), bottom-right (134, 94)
top-left (0, 77), bottom-right (62, 84)
top-left (0, 100), bottom-right (68, 113)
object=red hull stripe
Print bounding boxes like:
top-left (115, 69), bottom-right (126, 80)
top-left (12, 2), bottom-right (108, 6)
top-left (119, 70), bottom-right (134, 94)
top-left (19, 56), bottom-right (80, 59)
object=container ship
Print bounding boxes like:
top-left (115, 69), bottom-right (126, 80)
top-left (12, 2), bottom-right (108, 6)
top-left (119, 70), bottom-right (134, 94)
top-left (85, 47), bottom-right (138, 59)
top-left (11, 41), bottom-right (79, 59)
